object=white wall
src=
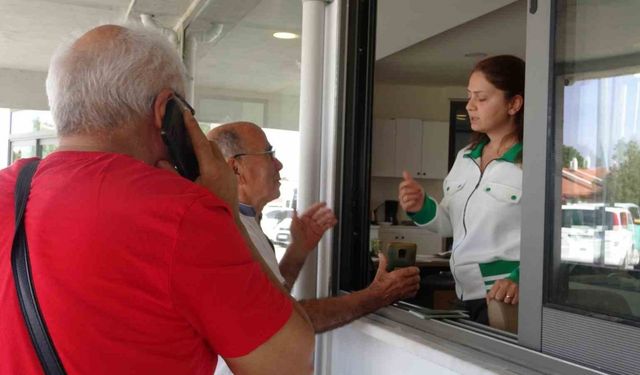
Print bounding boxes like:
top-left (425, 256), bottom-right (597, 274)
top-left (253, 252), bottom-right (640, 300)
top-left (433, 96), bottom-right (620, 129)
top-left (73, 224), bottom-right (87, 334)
top-left (329, 319), bottom-right (539, 375)
top-left (376, 0), bottom-right (517, 60)
top-left (0, 108), bottom-right (10, 167)
top-left (371, 84), bottom-right (466, 221)
top-left (0, 68), bottom-right (49, 168)
top-left (195, 86), bottom-right (299, 131)
top-left (373, 83), bottom-right (466, 120)
top-left (0, 68), bottom-right (49, 110)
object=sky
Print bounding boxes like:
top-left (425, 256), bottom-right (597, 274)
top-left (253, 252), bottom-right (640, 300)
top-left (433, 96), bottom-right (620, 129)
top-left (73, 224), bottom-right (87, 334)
top-left (563, 73), bottom-right (640, 168)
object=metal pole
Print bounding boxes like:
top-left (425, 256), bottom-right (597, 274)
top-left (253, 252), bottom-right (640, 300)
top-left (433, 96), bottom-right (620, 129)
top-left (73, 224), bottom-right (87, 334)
top-left (292, 0), bottom-right (327, 301)
top-left (183, 35), bottom-right (197, 104)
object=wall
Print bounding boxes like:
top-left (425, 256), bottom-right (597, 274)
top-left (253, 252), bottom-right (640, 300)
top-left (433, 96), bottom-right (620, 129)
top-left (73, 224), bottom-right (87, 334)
top-left (195, 86), bottom-right (300, 131)
top-left (376, 0), bottom-right (517, 60)
top-left (0, 68), bottom-right (49, 110)
top-left (329, 318), bottom-right (540, 375)
top-left (371, 83), bottom-right (466, 222)
top-left (0, 68), bottom-right (49, 168)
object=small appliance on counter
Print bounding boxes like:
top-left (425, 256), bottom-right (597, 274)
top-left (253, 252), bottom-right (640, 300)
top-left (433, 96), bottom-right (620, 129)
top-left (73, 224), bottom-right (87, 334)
top-left (384, 200), bottom-right (399, 225)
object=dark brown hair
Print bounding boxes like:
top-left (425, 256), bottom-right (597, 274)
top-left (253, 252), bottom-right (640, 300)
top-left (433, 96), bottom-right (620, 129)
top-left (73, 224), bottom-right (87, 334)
top-left (467, 55), bottom-right (525, 150)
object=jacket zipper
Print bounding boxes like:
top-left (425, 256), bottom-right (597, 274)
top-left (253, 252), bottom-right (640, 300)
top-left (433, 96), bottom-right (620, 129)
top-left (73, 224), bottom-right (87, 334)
top-left (451, 158), bottom-right (494, 300)
top-left (461, 158), bottom-right (488, 237)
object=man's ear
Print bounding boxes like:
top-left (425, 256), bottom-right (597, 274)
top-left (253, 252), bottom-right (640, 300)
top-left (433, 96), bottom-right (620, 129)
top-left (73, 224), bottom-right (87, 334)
top-left (228, 158), bottom-right (240, 175)
top-left (152, 89), bottom-right (174, 130)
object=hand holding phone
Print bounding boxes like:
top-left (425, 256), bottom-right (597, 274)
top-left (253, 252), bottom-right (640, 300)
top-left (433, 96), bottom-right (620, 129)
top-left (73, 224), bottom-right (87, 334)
top-left (166, 94), bottom-right (239, 213)
top-left (383, 242), bottom-right (417, 272)
top-left (161, 94), bottom-right (200, 180)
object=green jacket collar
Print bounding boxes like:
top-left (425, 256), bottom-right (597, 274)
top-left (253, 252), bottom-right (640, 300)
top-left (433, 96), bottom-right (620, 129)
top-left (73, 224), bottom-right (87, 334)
top-left (464, 140), bottom-right (522, 163)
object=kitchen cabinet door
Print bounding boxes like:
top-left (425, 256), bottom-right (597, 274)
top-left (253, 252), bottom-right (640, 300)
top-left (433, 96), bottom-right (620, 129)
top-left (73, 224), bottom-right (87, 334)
top-left (420, 121), bottom-right (449, 179)
top-left (371, 118), bottom-right (396, 177)
top-left (394, 118), bottom-right (423, 178)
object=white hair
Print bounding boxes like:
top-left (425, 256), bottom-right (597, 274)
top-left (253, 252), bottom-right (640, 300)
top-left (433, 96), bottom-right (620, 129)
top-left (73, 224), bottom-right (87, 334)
top-left (46, 24), bottom-right (187, 136)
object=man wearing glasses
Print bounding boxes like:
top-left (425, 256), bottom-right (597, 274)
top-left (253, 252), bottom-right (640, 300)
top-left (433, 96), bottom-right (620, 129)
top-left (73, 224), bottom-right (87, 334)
top-left (207, 122), bottom-right (421, 335)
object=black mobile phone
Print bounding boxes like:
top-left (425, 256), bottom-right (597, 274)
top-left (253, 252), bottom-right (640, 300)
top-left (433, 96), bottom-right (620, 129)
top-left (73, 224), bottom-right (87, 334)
top-left (161, 95), bottom-right (200, 181)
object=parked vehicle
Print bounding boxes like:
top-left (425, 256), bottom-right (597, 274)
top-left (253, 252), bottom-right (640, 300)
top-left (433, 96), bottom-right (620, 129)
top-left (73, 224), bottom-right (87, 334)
top-left (561, 203), bottom-right (635, 267)
top-left (261, 207), bottom-right (294, 242)
top-left (614, 203), bottom-right (640, 266)
top-left (273, 218), bottom-right (293, 247)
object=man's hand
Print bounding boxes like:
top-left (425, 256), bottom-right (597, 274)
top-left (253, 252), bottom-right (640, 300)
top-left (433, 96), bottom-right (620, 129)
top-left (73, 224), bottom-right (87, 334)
top-left (486, 279), bottom-right (519, 305)
top-left (398, 171), bottom-right (425, 213)
top-left (366, 253), bottom-right (421, 308)
top-left (289, 202), bottom-right (337, 255)
top-left (177, 109), bottom-right (239, 212)
top-left (279, 202), bottom-right (337, 291)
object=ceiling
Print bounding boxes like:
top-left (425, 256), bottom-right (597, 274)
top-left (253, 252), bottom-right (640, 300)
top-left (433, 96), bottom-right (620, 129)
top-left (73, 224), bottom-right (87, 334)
top-left (0, 0), bottom-right (194, 72)
top-left (4, 0), bottom-right (638, 105)
top-left (0, 0), bottom-right (303, 97)
top-left (375, 0), bottom-right (527, 86)
top-left (555, 0), bottom-right (640, 63)
top-left (192, 0), bottom-right (302, 94)
top-left (375, 0), bottom-right (517, 60)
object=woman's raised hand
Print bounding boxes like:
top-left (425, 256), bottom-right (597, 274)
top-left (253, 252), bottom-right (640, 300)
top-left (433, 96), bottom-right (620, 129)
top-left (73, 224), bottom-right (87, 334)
top-left (398, 171), bottom-right (425, 213)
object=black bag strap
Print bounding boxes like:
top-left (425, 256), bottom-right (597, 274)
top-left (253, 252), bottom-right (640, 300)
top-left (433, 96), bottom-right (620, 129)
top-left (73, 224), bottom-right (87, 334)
top-left (11, 159), bottom-right (67, 375)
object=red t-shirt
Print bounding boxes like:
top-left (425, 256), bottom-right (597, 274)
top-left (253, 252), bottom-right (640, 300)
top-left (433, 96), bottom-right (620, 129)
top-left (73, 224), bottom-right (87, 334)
top-left (0, 152), bottom-right (292, 375)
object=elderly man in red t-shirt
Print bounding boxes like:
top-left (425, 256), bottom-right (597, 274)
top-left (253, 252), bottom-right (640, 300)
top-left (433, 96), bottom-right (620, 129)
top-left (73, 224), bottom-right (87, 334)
top-left (0, 24), bottom-right (313, 375)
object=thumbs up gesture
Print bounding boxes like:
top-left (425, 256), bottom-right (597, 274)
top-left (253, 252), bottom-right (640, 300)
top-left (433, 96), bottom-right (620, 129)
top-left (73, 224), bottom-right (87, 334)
top-left (398, 171), bottom-right (425, 213)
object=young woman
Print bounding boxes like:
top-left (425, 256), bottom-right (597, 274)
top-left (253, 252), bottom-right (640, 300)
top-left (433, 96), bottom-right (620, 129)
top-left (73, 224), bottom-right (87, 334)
top-left (398, 55), bottom-right (525, 324)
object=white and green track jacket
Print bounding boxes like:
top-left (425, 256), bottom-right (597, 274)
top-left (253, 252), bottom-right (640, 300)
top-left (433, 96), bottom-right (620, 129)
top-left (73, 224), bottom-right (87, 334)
top-left (409, 141), bottom-right (522, 301)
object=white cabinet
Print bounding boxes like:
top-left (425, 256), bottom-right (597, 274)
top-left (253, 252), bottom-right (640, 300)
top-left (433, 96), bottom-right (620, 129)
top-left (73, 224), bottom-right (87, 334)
top-left (394, 118), bottom-right (423, 178)
top-left (371, 118), bottom-right (449, 179)
top-left (371, 119), bottom-right (396, 177)
top-left (420, 121), bottom-right (449, 179)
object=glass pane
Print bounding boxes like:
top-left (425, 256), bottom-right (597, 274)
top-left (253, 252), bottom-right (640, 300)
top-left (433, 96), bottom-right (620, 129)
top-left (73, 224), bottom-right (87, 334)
top-left (368, 0), bottom-right (528, 331)
top-left (10, 110), bottom-right (55, 135)
top-left (39, 138), bottom-right (59, 158)
top-left (550, 0), bottom-right (640, 324)
top-left (189, 1), bottom-right (301, 261)
top-left (10, 141), bottom-right (36, 164)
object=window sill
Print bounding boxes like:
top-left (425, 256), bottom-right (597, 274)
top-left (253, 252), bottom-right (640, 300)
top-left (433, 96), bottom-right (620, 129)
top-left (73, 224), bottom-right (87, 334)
top-left (329, 298), bottom-right (605, 375)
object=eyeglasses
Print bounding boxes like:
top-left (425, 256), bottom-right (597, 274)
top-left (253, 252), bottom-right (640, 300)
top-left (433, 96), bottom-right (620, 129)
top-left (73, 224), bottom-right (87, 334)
top-left (231, 149), bottom-right (276, 160)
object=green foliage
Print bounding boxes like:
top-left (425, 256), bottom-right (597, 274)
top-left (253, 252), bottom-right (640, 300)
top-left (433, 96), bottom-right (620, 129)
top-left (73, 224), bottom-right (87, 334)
top-left (604, 140), bottom-right (640, 205)
top-left (563, 145), bottom-right (586, 168)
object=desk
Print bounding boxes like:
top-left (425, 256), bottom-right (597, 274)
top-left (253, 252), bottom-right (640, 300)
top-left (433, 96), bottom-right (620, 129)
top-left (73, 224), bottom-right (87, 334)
top-left (415, 255), bottom-right (456, 309)
top-left (371, 254), bottom-right (449, 268)
top-left (415, 254), bottom-right (450, 267)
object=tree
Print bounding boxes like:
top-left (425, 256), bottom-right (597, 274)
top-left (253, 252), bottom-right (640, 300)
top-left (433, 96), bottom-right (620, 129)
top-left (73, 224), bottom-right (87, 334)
top-left (562, 145), bottom-right (586, 168)
top-left (604, 140), bottom-right (640, 205)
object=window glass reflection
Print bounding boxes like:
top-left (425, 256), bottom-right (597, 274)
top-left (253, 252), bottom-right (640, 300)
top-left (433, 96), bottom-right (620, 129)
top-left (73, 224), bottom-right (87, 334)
top-left (189, 0), bottom-right (302, 265)
top-left (551, 0), bottom-right (640, 323)
top-left (10, 141), bottom-right (36, 163)
top-left (40, 138), bottom-right (59, 158)
top-left (10, 110), bottom-right (55, 135)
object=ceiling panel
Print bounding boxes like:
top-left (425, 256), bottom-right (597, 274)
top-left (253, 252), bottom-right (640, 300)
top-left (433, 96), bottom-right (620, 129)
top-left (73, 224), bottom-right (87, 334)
top-left (375, 0), bottom-right (527, 86)
top-left (0, 0), bottom-right (196, 72)
top-left (134, 0), bottom-right (194, 27)
top-left (0, 0), bottom-right (129, 71)
top-left (193, 0), bottom-right (302, 94)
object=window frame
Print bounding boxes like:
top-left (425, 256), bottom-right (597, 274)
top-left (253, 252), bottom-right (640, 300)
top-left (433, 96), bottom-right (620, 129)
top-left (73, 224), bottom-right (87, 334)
top-left (6, 108), bottom-right (58, 164)
top-left (334, 0), bottom-right (636, 374)
top-left (535, 0), bottom-right (640, 373)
